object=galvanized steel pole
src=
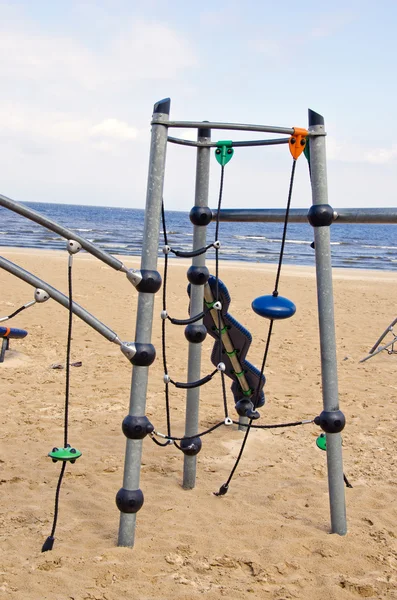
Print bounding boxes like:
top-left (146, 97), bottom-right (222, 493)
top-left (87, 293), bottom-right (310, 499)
top-left (117, 99), bottom-right (170, 547)
top-left (183, 125), bottom-right (211, 488)
top-left (308, 109), bottom-right (347, 535)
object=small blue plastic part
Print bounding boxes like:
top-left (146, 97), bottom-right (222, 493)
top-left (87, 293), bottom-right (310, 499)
top-left (251, 295), bottom-right (296, 320)
top-left (0, 327), bottom-right (28, 339)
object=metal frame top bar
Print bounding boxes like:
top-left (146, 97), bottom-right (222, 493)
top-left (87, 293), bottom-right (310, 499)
top-left (152, 119), bottom-right (296, 135)
top-left (167, 136), bottom-right (290, 148)
top-left (0, 193), bottom-right (127, 273)
top-left (210, 207), bottom-right (397, 224)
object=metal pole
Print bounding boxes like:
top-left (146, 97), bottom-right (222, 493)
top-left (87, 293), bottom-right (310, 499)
top-left (117, 99), bottom-right (170, 547)
top-left (211, 207), bottom-right (397, 224)
top-left (0, 255), bottom-right (120, 343)
top-left (0, 193), bottom-right (126, 272)
top-left (151, 120), bottom-right (295, 135)
top-left (308, 109), bottom-right (347, 535)
top-left (183, 126), bottom-right (211, 489)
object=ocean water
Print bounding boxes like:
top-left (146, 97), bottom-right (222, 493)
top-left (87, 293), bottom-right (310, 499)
top-left (0, 201), bottom-right (396, 271)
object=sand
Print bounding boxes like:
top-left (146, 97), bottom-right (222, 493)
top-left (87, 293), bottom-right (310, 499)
top-left (0, 247), bottom-right (396, 600)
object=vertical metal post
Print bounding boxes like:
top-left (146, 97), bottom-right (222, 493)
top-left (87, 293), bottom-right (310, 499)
top-left (238, 415), bottom-right (249, 431)
top-left (183, 126), bottom-right (211, 489)
top-left (117, 99), bottom-right (170, 546)
top-left (308, 109), bottom-right (347, 535)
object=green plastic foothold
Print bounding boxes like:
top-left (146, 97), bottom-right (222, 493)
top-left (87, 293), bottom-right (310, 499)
top-left (316, 433), bottom-right (327, 451)
top-left (215, 140), bottom-right (234, 166)
top-left (48, 446), bottom-right (82, 463)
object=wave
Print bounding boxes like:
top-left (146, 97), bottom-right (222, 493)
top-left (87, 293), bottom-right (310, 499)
top-left (363, 244), bottom-right (397, 250)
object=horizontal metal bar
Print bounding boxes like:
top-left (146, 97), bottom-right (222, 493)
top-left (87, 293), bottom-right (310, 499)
top-left (167, 136), bottom-right (290, 148)
top-left (0, 193), bottom-right (127, 272)
top-left (153, 120), bottom-right (296, 135)
top-left (0, 256), bottom-right (121, 344)
top-left (210, 208), bottom-right (397, 224)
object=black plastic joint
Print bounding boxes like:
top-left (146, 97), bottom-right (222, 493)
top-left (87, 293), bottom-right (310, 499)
top-left (115, 488), bottom-right (144, 514)
top-left (130, 343), bottom-right (156, 366)
top-left (235, 399), bottom-right (260, 420)
top-left (153, 98), bottom-right (170, 115)
top-left (314, 410), bottom-right (346, 434)
top-left (180, 436), bottom-right (202, 456)
top-left (184, 323), bottom-right (207, 344)
top-left (135, 270), bottom-right (162, 293)
top-left (187, 265), bottom-right (210, 286)
top-left (307, 204), bottom-right (334, 227)
top-left (122, 415), bottom-right (154, 439)
top-left (189, 206), bottom-right (212, 227)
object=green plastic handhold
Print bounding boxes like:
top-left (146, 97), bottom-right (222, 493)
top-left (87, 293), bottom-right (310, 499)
top-left (48, 445), bottom-right (82, 463)
top-left (215, 140), bottom-right (234, 166)
top-left (316, 433), bottom-right (327, 451)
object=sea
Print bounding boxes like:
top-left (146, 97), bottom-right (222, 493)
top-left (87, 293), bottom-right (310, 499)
top-left (0, 201), bottom-right (396, 271)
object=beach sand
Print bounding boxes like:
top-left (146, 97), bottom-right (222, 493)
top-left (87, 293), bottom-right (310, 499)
top-left (0, 248), bottom-right (396, 599)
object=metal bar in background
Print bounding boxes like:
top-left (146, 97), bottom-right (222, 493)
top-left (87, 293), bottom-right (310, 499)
top-left (0, 256), bottom-right (120, 344)
top-left (153, 120), bottom-right (295, 136)
top-left (167, 136), bottom-right (290, 148)
top-left (308, 109), bottom-right (347, 536)
top-left (117, 98), bottom-right (170, 547)
top-left (0, 193), bottom-right (127, 272)
top-left (210, 207), bottom-right (397, 224)
top-left (183, 126), bottom-right (212, 489)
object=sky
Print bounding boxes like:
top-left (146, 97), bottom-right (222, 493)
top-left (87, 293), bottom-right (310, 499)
top-left (1, 0), bottom-right (396, 211)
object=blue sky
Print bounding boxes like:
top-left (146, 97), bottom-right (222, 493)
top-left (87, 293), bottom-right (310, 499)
top-left (1, 0), bottom-right (396, 210)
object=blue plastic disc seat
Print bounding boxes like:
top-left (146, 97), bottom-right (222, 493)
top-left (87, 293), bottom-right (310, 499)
top-left (251, 295), bottom-right (296, 320)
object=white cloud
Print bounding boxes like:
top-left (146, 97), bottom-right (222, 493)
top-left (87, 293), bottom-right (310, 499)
top-left (0, 106), bottom-right (138, 153)
top-left (326, 136), bottom-right (397, 165)
top-left (90, 119), bottom-right (137, 141)
top-left (0, 18), bottom-right (197, 93)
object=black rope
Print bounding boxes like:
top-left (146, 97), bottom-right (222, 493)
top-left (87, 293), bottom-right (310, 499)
top-left (153, 421), bottom-right (224, 442)
top-left (169, 368), bottom-right (218, 389)
top-left (344, 474), bottom-right (353, 488)
top-left (213, 165), bottom-right (229, 419)
top-left (161, 201), bottom-right (172, 437)
top-left (171, 243), bottom-right (214, 258)
top-left (232, 419), bottom-right (313, 429)
top-left (168, 310), bottom-right (208, 326)
top-left (64, 260), bottom-right (73, 447)
top-left (1, 303), bottom-right (29, 321)
top-left (42, 256), bottom-right (74, 552)
top-left (151, 436), bottom-right (172, 447)
top-left (215, 159), bottom-right (298, 496)
top-left (274, 159), bottom-right (296, 293)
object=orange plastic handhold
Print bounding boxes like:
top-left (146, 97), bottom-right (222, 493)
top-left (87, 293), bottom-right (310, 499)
top-left (289, 127), bottom-right (308, 160)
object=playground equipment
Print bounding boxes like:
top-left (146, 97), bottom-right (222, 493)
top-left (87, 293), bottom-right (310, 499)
top-left (0, 326), bottom-right (28, 362)
top-left (3, 97), bottom-right (380, 549)
top-left (111, 99), bottom-right (348, 546)
top-left (360, 317), bottom-right (397, 362)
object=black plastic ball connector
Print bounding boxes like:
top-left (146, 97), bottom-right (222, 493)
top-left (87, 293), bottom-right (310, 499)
top-left (189, 206), bottom-right (212, 227)
top-left (184, 323), bottom-right (207, 344)
top-left (187, 265), bottom-right (210, 286)
top-left (235, 399), bottom-right (260, 420)
top-left (135, 270), bottom-right (162, 293)
top-left (116, 488), bottom-right (144, 514)
top-left (131, 343), bottom-right (156, 366)
top-left (307, 204), bottom-right (335, 227)
top-left (314, 410), bottom-right (346, 434)
top-left (122, 415), bottom-right (154, 439)
top-left (180, 436), bottom-right (202, 456)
